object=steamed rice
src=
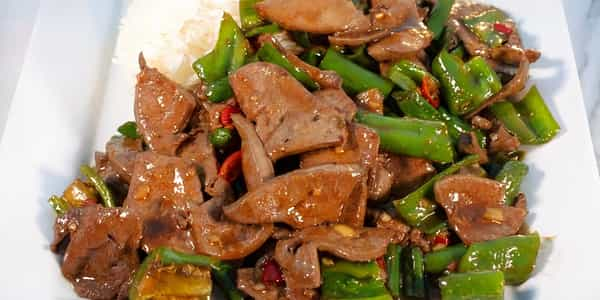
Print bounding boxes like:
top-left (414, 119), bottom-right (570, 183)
top-left (114, 0), bottom-right (240, 86)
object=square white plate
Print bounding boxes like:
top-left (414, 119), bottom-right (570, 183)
top-left (1, 0), bottom-right (599, 299)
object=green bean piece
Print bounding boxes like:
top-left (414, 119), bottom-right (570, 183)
top-left (239, 0), bottom-right (265, 31)
top-left (355, 112), bottom-right (455, 163)
top-left (439, 271), bottom-right (504, 300)
top-left (495, 160), bottom-right (529, 205)
top-left (515, 86), bottom-right (561, 143)
top-left (245, 23), bottom-right (281, 37)
top-left (489, 102), bottom-right (539, 144)
top-left (205, 77), bottom-right (234, 103)
top-left (257, 42), bottom-right (318, 90)
top-left (117, 121), bottom-right (140, 139)
top-left (320, 48), bottom-right (394, 97)
top-left (427, 0), bottom-right (456, 40)
top-left (130, 247), bottom-right (243, 300)
top-left (80, 165), bottom-right (115, 208)
top-left (386, 244), bottom-right (403, 297)
top-left (49, 195), bottom-right (71, 215)
top-left (402, 246), bottom-right (425, 298)
top-left (386, 67), bottom-right (418, 91)
top-left (458, 234), bottom-right (541, 285)
top-left (209, 128), bottom-right (233, 148)
top-left (424, 244), bottom-right (467, 274)
top-left (393, 155), bottom-right (479, 229)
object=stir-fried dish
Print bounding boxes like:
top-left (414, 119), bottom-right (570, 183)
top-left (48, 0), bottom-right (560, 299)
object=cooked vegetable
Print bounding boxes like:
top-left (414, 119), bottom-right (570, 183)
top-left (424, 244), bottom-right (467, 273)
top-left (245, 23), bottom-right (281, 37)
top-left (62, 179), bottom-right (98, 207)
top-left (257, 41), bottom-right (318, 90)
top-left (386, 244), bottom-right (403, 297)
top-left (129, 247), bottom-right (242, 300)
top-left (302, 47), bottom-right (326, 66)
top-left (402, 246), bottom-right (425, 298)
top-left (495, 160), bottom-right (529, 205)
top-left (117, 121), bottom-right (140, 139)
top-left (240, 0), bottom-right (265, 31)
top-left (462, 7), bottom-right (510, 48)
top-left (427, 0), bottom-right (456, 40)
top-left (356, 111), bottom-right (455, 163)
top-left (490, 102), bottom-right (539, 144)
top-left (80, 165), bottom-right (115, 208)
top-left (209, 128), bottom-right (234, 148)
top-left (386, 67), bottom-right (418, 91)
top-left (321, 260), bottom-right (392, 300)
top-left (393, 155), bottom-right (479, 231)
top-left (458, 234), bottom-right (541, 285)
top-left (439, 271), bottom-right (504, 300)
top-left (205, 77), bottom-right (234, 103)
top-left (394, 90), bottom-right (486, 147)
top-left (320, 49), bottom-right (394, 97)
top-left (48, 195), bottom-right (71, 215)
top-left (218, 150), bottom-right (243, 182)
top-left (515, 86), bottom-right (561, 143)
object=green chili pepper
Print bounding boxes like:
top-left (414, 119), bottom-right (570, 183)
top-left (49, 195), bottom-right (71, 215)
top-left (209, 128), bottom-right (233, 148)
top-left (321, 260), bottom-right (391, 300)
top-left (301, 47), bottom-right (326, 66)
top-left (346, 45), bottom-right (378, 70)
top-left (462, 8), bottom-right (509, 48)
top-left (458, 234), bottom-right (541, 285)
top-left (386, 68), bottom-right (418, 91)
top-left (292, 31), bottom-right (312, 48)
top-left (205, 77), bottom-right (234, 103)
top-left (432, 51), bottom-right (500, 116)
top-left (388, 60), bottom-right (440, 87)
top-left (239, 0), bottom-right (265, 31)
top-left (393, 155), bottom-right (479, 231)
top-left (245, 23), bottom-right (281, 37)
top-left (439, 271), bottom-right (504, 300)
top-left (386, 244), bottom-right (403, 297)
top-left (394, 90), bottom-right (486, 148)
top-left (489, 102), bottom-right (539, 144)
top-left (450, 45), bottom-right (466, 60)
top-left (424, 244), bottom-right (467, 274)
top-left (257, 42), bottom-right (318, 90)
top-left (515, 86), bottom-right (560, 143)
top-left (80, 165), bottom-right (115, 208)
top-left (117, 121), bottom-right (140, 139)
top-left (495, 160), bottom-right (529, 205)
top-left (427, 0), bottom-right (456, 40)
top-left (320, 49), bottom-right (394, 97)
top-left (356, 112), bottom-right (455, 163)
top-left (130, 247), bottom-right (242, 300)
top-left (402, 246), bottom-right (425, 298)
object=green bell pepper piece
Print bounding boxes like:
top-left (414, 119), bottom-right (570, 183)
top-left (439, 271), bottom-right (504, 300)
top-left (402, 246), bottom-right (425, 298)
top-left (239, 0), bottom-right (265, 31)
top-left (257, 42), bottom-right (318, 90)
top-left (515, 86), bottom-right (561, 143)
top-left (393, 155), bottom-right (479, 231)
top-left (355, 112), bottom-right (455, 163)
top-left (427, 0), bottom-right (456, 40)
top-left (205, 77), bottom-right (234, 103)
top-left (386, 244), bottom-right (403, 297)
top-left (459, 234), bottom-right (541, 285)
top-left (117, 121), bottom-right (140, 139)
top-left (424, 244), bottom-right (468, 274)
top-left (320, 48), bottom-right (394, 97)
top-left (495, 160), bottom-right (529, 205)
top-left (129, 247), bottom-right (242, 300)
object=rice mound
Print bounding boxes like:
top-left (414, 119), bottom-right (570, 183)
top-left (114, 0), bottom-right (240, 86)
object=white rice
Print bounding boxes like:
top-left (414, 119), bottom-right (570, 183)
top-left (114, 0), bottom-right (240, 86)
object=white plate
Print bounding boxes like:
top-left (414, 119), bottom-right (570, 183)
top-left (1, 0), bottom-right (599, 299)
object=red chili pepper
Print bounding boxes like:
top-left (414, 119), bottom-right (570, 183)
top-left (493, 22), bottom-right (513, 35)
top-left (420, 76), bottom-right (440, 109)
top-left (218, 150), bottom-right (242, 182)
top-left (433, 233), bottom-right (449, 247)
top-left (262, 259), bottom-right (285, 286)
top-left (220, 104), bottom-right (241, 128)
top-left (376, 256), bottom-right (386, 271)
